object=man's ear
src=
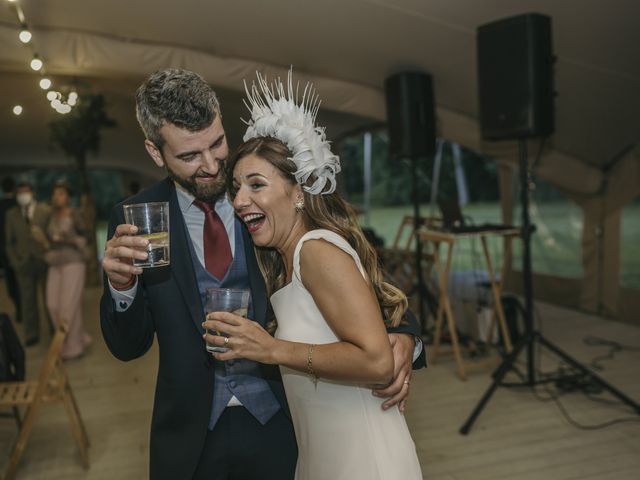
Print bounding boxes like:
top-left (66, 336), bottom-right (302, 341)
top-left (144, 140), bottom-right (165, 168)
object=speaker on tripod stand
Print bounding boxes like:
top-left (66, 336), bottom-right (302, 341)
top-left (384, 72), bottom-right (436, 332)
top-left (460, 12), bottom-right (640, 434)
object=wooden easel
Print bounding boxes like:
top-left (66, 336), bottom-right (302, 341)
top-left (380, 216), bottom-right (437, 316)
top-left (419, 227), bottom-right (519, 380)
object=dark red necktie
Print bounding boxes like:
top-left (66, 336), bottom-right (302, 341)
top-left (193, 200), bottom-right (232, 279)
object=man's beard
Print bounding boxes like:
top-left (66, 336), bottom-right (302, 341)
top-left (166, 163), bottom-right (227, 203)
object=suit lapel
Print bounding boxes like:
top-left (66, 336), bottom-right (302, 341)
top-left (167, 186), bottom-right (206, 335)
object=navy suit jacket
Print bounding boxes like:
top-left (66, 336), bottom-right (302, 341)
top-left (100, 178), bottom-right (424, 479)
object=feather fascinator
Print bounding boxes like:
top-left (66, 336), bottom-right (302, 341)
top-left (242, 70), bottom-right (341, 195)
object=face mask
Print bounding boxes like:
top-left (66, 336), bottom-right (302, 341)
top-left (16, 192), bottom-right (33, 207)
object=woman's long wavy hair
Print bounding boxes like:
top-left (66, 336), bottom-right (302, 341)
top-left (227, 137), bottom-right (407, 330)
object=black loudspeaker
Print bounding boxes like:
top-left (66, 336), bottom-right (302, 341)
top-left (477, 13), bottom-right (554, 140)
top-left (384, 72), bottom-right (436, 159)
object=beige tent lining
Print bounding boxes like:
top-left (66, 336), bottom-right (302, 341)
top-left (2, 24), bottom-right (637, 318)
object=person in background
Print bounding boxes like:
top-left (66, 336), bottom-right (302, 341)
top-left (44, 181), bottom-right (92, 359)
top-left (0, 176), bottom-right (20, 320)
top-left (5, 181), bottom-right (50, 346)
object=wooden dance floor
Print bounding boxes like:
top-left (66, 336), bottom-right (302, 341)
top-left (1, 282), bottom-right (639, 479)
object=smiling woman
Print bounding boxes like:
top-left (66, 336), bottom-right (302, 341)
top-left (227, 135), bottom-right (409, 330)
top-left (207, 70), bottom-right (424, 479)
top-left (218, 134), bottom-right (424, 479)
top-left (231, 150), bottom-right (302, 243)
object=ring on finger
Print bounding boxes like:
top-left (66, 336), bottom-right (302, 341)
top-left (224, 337), bottom-right (229, 346)
top-left (403, 379), bottom-right (410, 385)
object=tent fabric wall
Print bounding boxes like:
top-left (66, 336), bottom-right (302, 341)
top-left (0, 24), bottom-right (386, 121)
top-left (488, 146), bottom-right (639, 323)
top-left (1, 18), bottom-right (637, 321)
top-left (441, 122), bottom-right (638, 321)
top-left (580, 202), bottom-right (621, 315)
top-left (577, 145), bottom-right (640, 320)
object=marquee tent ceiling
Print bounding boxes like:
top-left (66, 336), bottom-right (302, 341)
top-left (0, 0), bottom-right (638, 184)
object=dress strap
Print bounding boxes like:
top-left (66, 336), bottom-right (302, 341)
top-left (292, 229), bottom-right (367, 285)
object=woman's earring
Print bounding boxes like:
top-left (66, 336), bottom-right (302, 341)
top-left (294, 198), bottom-right (305, 212)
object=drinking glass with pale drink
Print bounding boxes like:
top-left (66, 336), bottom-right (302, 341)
top-left (123, 202), bottom-right (170, 268)
top-left (204, 288), bottom-right (250, 353)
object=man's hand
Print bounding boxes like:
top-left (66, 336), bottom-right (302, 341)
top-left (102, 224), bottom-right (147, 288)
top-left (373, 333), bottom-right (414, 412)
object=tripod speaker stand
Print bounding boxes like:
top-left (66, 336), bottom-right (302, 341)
top-left (408, 155), bottom-right (432, 333)
top-left (459, 140), bottom-right (640, 434)
top-left (384, 71), bottom-right (437, 332)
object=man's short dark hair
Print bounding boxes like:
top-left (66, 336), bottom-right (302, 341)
top-left (16, 181), bottom-right (33, 191)
top-left (135, 69), bottom-right (221, 149)
top-left (52, 179), bottom-right (73, 197)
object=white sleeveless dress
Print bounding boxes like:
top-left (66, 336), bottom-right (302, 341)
top-left (272, 229), bottom-right (423, 480)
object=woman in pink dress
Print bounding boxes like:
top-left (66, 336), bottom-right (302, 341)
top-left (44, 181), bottom-right (92, 359)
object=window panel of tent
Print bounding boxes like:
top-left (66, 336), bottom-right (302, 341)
top-left (620, 197), bottom-right (640, 289)
top-left (512, 175), bottom-right (583, 279)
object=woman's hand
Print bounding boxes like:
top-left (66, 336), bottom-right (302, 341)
top-left (203, 312), bottom-right (279, 364)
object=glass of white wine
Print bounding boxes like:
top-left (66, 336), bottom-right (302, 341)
top-left (123, 202), bottom-right (170, 268)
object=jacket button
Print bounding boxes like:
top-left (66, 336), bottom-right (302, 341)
top-left (229, 380), bottom-right (237, 389)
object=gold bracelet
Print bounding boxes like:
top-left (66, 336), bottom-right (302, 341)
top-left (307, 344), bottom-right (318, 384)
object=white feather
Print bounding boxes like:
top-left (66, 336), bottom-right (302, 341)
top-left (242, 69), bottom-right (341, 195)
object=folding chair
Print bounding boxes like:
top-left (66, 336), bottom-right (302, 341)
top-left (0, 322), bottom-right (90, 480)
top-left (0, 313), bottom-right (25, 432)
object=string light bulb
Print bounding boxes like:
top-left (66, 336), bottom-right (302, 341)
top-left (19, 28), bottom-right (32, 44)
top-left (12, 3), bottom-right (77, 114)
top-left (30, 56), bottom-right (43, 71)
top-left (67, 91), bottom-right (78, 106)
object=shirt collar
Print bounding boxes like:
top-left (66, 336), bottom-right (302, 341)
top-left (173, 181), bottom-right (233, 216)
